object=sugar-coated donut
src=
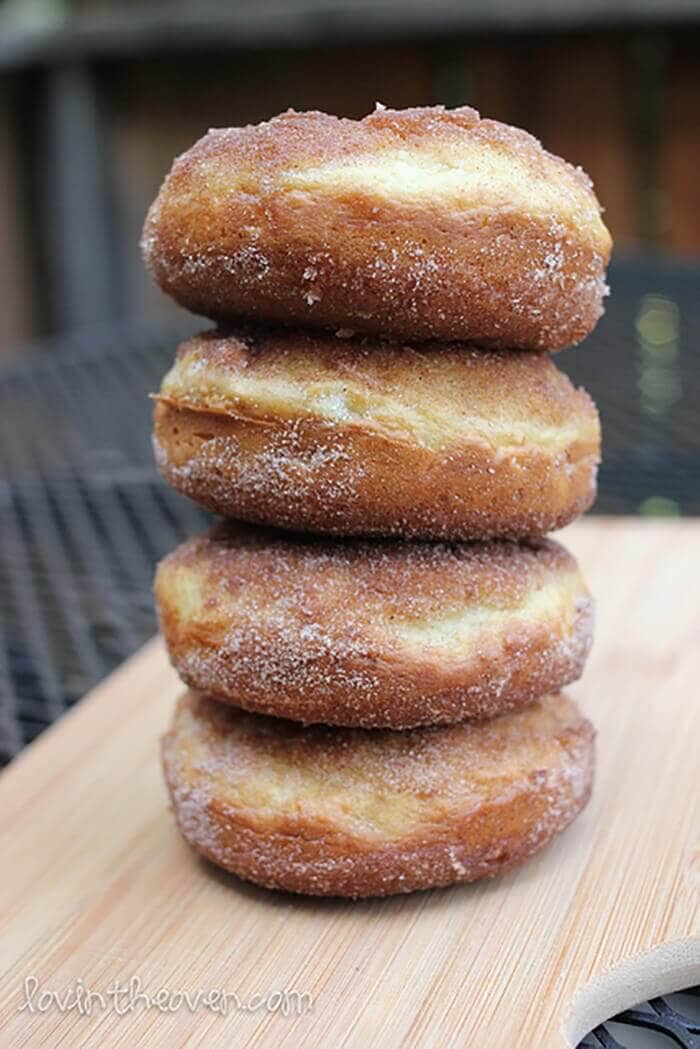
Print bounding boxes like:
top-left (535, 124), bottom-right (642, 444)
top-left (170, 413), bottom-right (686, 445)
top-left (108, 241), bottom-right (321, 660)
top-left (142, 106), bottom-right (611, 350)
top-left (162, 690), bottom-right (595, 897)
top-left (153, 328), bottom-right (600, 540)
top-left (155, 522), bottom-right (593, 729)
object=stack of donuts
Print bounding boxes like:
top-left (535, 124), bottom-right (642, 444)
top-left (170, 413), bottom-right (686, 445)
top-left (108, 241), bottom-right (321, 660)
top-left (143, 105), bottom-right (612, 898)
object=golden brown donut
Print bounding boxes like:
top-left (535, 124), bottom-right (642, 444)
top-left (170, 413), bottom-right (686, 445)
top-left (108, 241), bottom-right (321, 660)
top-left (155, 522), bottom-right (593, 729)
top-left (142, 106), bottom-right (611, 350)
top-left (153, 328), bottom-right (601, 540)
top-left (162, 690), bottom-right (595, 897)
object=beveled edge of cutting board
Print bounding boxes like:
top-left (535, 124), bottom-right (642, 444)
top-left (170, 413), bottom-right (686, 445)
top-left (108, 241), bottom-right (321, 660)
top-left (563, 937), bottom-right (700, 1045)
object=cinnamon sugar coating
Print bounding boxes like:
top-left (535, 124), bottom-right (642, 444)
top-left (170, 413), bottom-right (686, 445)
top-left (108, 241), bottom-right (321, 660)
top-left (162, 691), bottom-right (595, 897)
top-left (153, 328), bottom-right (600, 540)
top-left (142, 106), bottom-right (611, 350)
top-left (155, 523), bottom-right (593, 728)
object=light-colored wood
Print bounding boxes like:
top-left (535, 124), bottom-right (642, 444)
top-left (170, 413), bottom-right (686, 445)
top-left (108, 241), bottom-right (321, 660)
top-left (1, 518), bottom-right (698, 1047)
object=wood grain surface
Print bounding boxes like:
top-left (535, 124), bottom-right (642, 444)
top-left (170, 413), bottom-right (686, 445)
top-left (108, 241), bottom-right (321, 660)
top-left (1, 518), bottom-right (698, 1048)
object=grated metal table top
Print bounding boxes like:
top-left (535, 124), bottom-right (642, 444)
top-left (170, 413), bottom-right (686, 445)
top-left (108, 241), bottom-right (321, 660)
top-left (1, 255), bottom-right (699, 1046)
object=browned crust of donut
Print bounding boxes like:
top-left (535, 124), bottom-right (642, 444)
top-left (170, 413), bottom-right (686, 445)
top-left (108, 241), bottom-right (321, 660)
top-left (142, 106), bottom-right (611, 350)
top-left (155, 522), bottom-right (593, 728)
top-left (152, 330), bottom-right (600, 540)
top-left (153, 403), bottom-right (598, 539)
top-left (161, 691), bottom-right (595, 897)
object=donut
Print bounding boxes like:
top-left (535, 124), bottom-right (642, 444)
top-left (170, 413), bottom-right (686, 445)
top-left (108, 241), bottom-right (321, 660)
top-left (162, 690), bottom-right (595, 897)
top-left (142, 106), bottom-right (611, 350)
top-left (152, 328), bottom-right (601, 540)
top-left (155, 522), bottom-right (593, 729)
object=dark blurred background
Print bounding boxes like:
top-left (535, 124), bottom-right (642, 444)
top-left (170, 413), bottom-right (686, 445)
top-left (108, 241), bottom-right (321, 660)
top-left (0, 3), bottom-right (699, 763)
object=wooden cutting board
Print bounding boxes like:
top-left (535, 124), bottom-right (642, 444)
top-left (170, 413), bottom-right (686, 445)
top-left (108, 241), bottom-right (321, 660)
top-left (1, 517), bottom-right (698, 1048)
